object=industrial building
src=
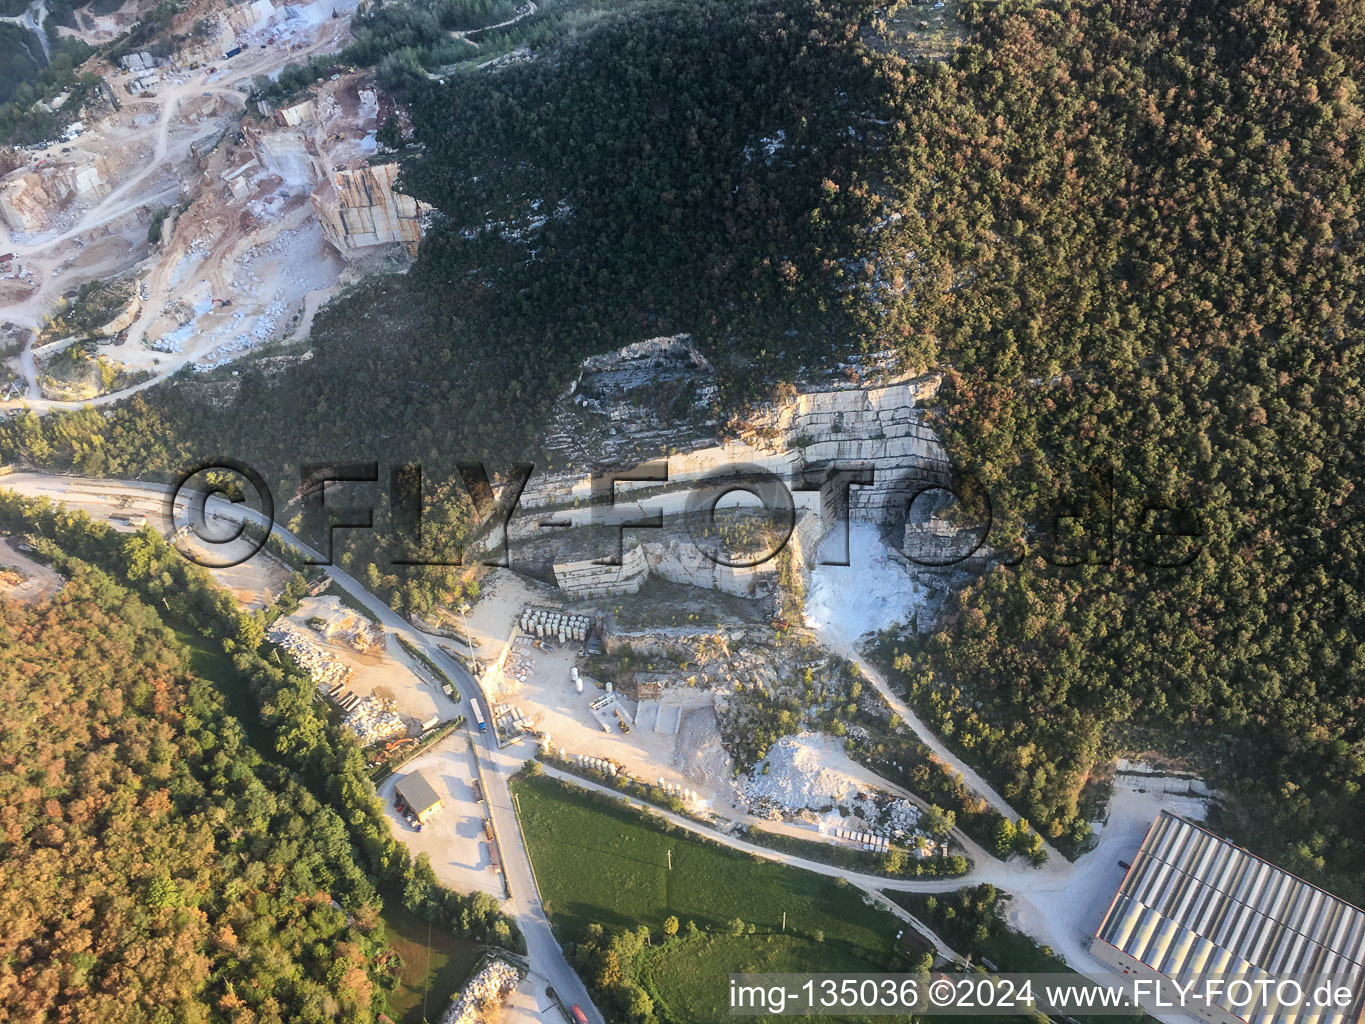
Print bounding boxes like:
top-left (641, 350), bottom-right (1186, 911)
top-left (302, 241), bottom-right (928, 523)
top-left (395, 772), bottom-right (444, 824)
top-left (1092, 811), bottom-right (1365, 1024)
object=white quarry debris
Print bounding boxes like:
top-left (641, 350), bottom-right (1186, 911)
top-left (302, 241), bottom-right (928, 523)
top-left (266, 620), bottom-right (351, 687)
top-left (742, 732), bottom-right (927, 840)
top-left (343, 694), bottom-right (405, 745)
top-left (439, 959), bottom-right (522, 1024)
top-left (803, 521), bottom-right (929, 645)
top-left (743, 732), bottom-right (868, 812)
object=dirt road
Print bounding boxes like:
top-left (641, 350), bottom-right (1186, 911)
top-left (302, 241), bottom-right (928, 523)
top-left (0, 535), bottom-right (62, 603)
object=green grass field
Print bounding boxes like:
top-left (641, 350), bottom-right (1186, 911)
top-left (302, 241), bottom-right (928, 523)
top-left (513, 774), bottom-right (913, 1022)
top-left (379, 892), bottom-right (484, 1024)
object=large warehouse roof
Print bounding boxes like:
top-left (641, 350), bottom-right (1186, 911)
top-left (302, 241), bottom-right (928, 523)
top-left (1095, 812), bottom-right (1365, 1024)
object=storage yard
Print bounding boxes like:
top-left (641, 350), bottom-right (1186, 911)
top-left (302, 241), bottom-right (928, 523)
top-left (483, 613), bottom-right (742, 815)
top-left (273, 596), bottom-right (449, 736)
top-left (376, 735), bottom-right (506, 898)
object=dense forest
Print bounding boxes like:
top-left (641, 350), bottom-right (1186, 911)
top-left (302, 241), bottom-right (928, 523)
top-left (0, 495), bottom-right (523, 1020)
top-left (1, 0), bottom-right (1363, 897)
top-left (857, 0), bottom-right (1365, 896)
top-left (0, 38), bottom-right (95, 142)
top-left (0, 563), bottom-right (392, 1020)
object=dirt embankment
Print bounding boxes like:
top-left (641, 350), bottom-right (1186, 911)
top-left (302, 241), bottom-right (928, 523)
top-left (0, 537), bottom-right (62, 605)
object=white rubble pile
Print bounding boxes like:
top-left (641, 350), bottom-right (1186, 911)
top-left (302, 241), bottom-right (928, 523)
top-left (804, 522), bottom-right (929, 645)
top-left (343, 694), bottom-right (405, 745)
top-left (252, 299), bottom-right (288, 339)
top-left (881, 798), bottom-right (922, 835)
top-left (266, 621), bottom-right (351, 687)
top-left (169, 244), bottom-right (209, 288)
top-left (743, 732), bottom-right (864, 813)
top-left (195, 333), bottom-right (257, 369)
top-left (439, 959), bottom-right (521, 1024)
top-left (743, 733), bottom-right (936, 844)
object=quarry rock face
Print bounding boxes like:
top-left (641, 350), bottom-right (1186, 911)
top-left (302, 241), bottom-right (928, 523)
top-left (0, 153), bottom-right (113, 233)
top-left (553, 542), bottom-right (651, 598)
top-left (247, 75), bottom-right (431, 258)
top-left (310, 162), bottom-right (426, 255)
top-left (523, 336), bottom-right (951, 529)
top-left (546, 507), bottom-right (823, 600)
top-left (498, 339), bottom-right (964, 600)
top-left (251, 126), bottom-right (317, 185)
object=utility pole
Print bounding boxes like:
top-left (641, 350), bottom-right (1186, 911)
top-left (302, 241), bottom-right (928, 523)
top-left (782, 911), bottom-right (787, 932)
top-left (457, 603), bottom-right (473, 668)
top-left (667, 849), bottom-right (672, 870)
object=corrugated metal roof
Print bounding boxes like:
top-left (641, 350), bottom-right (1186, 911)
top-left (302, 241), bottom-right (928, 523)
top-left (1095, 812), bottom-right (1365, 1024)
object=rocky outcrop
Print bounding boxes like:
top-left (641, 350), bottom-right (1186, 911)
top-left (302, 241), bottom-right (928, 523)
top-left (553, 542), bottom-right (650, 598)
top-left (310, 161), bottom-right (427, 255)
top-left (0, 153), bottom-right (112, 233)
top-left (522, 337), bottom-right (949, 529)
top-left (96, 292), bottom-right (143, 336)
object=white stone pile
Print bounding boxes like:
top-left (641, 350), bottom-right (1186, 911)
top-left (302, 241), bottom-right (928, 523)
top-left (343, 694), bottom-right (404, 745)
top-left (267, 622), bottom-right (350, 687)
top-left (881, 798), bottom-right (921, 836)
top-left (439, 959), bottom-right (520, 1024)
top-left (743, 733), bottom-right (864, 812)
top-left (252, 299), bottom-right (288, 339)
